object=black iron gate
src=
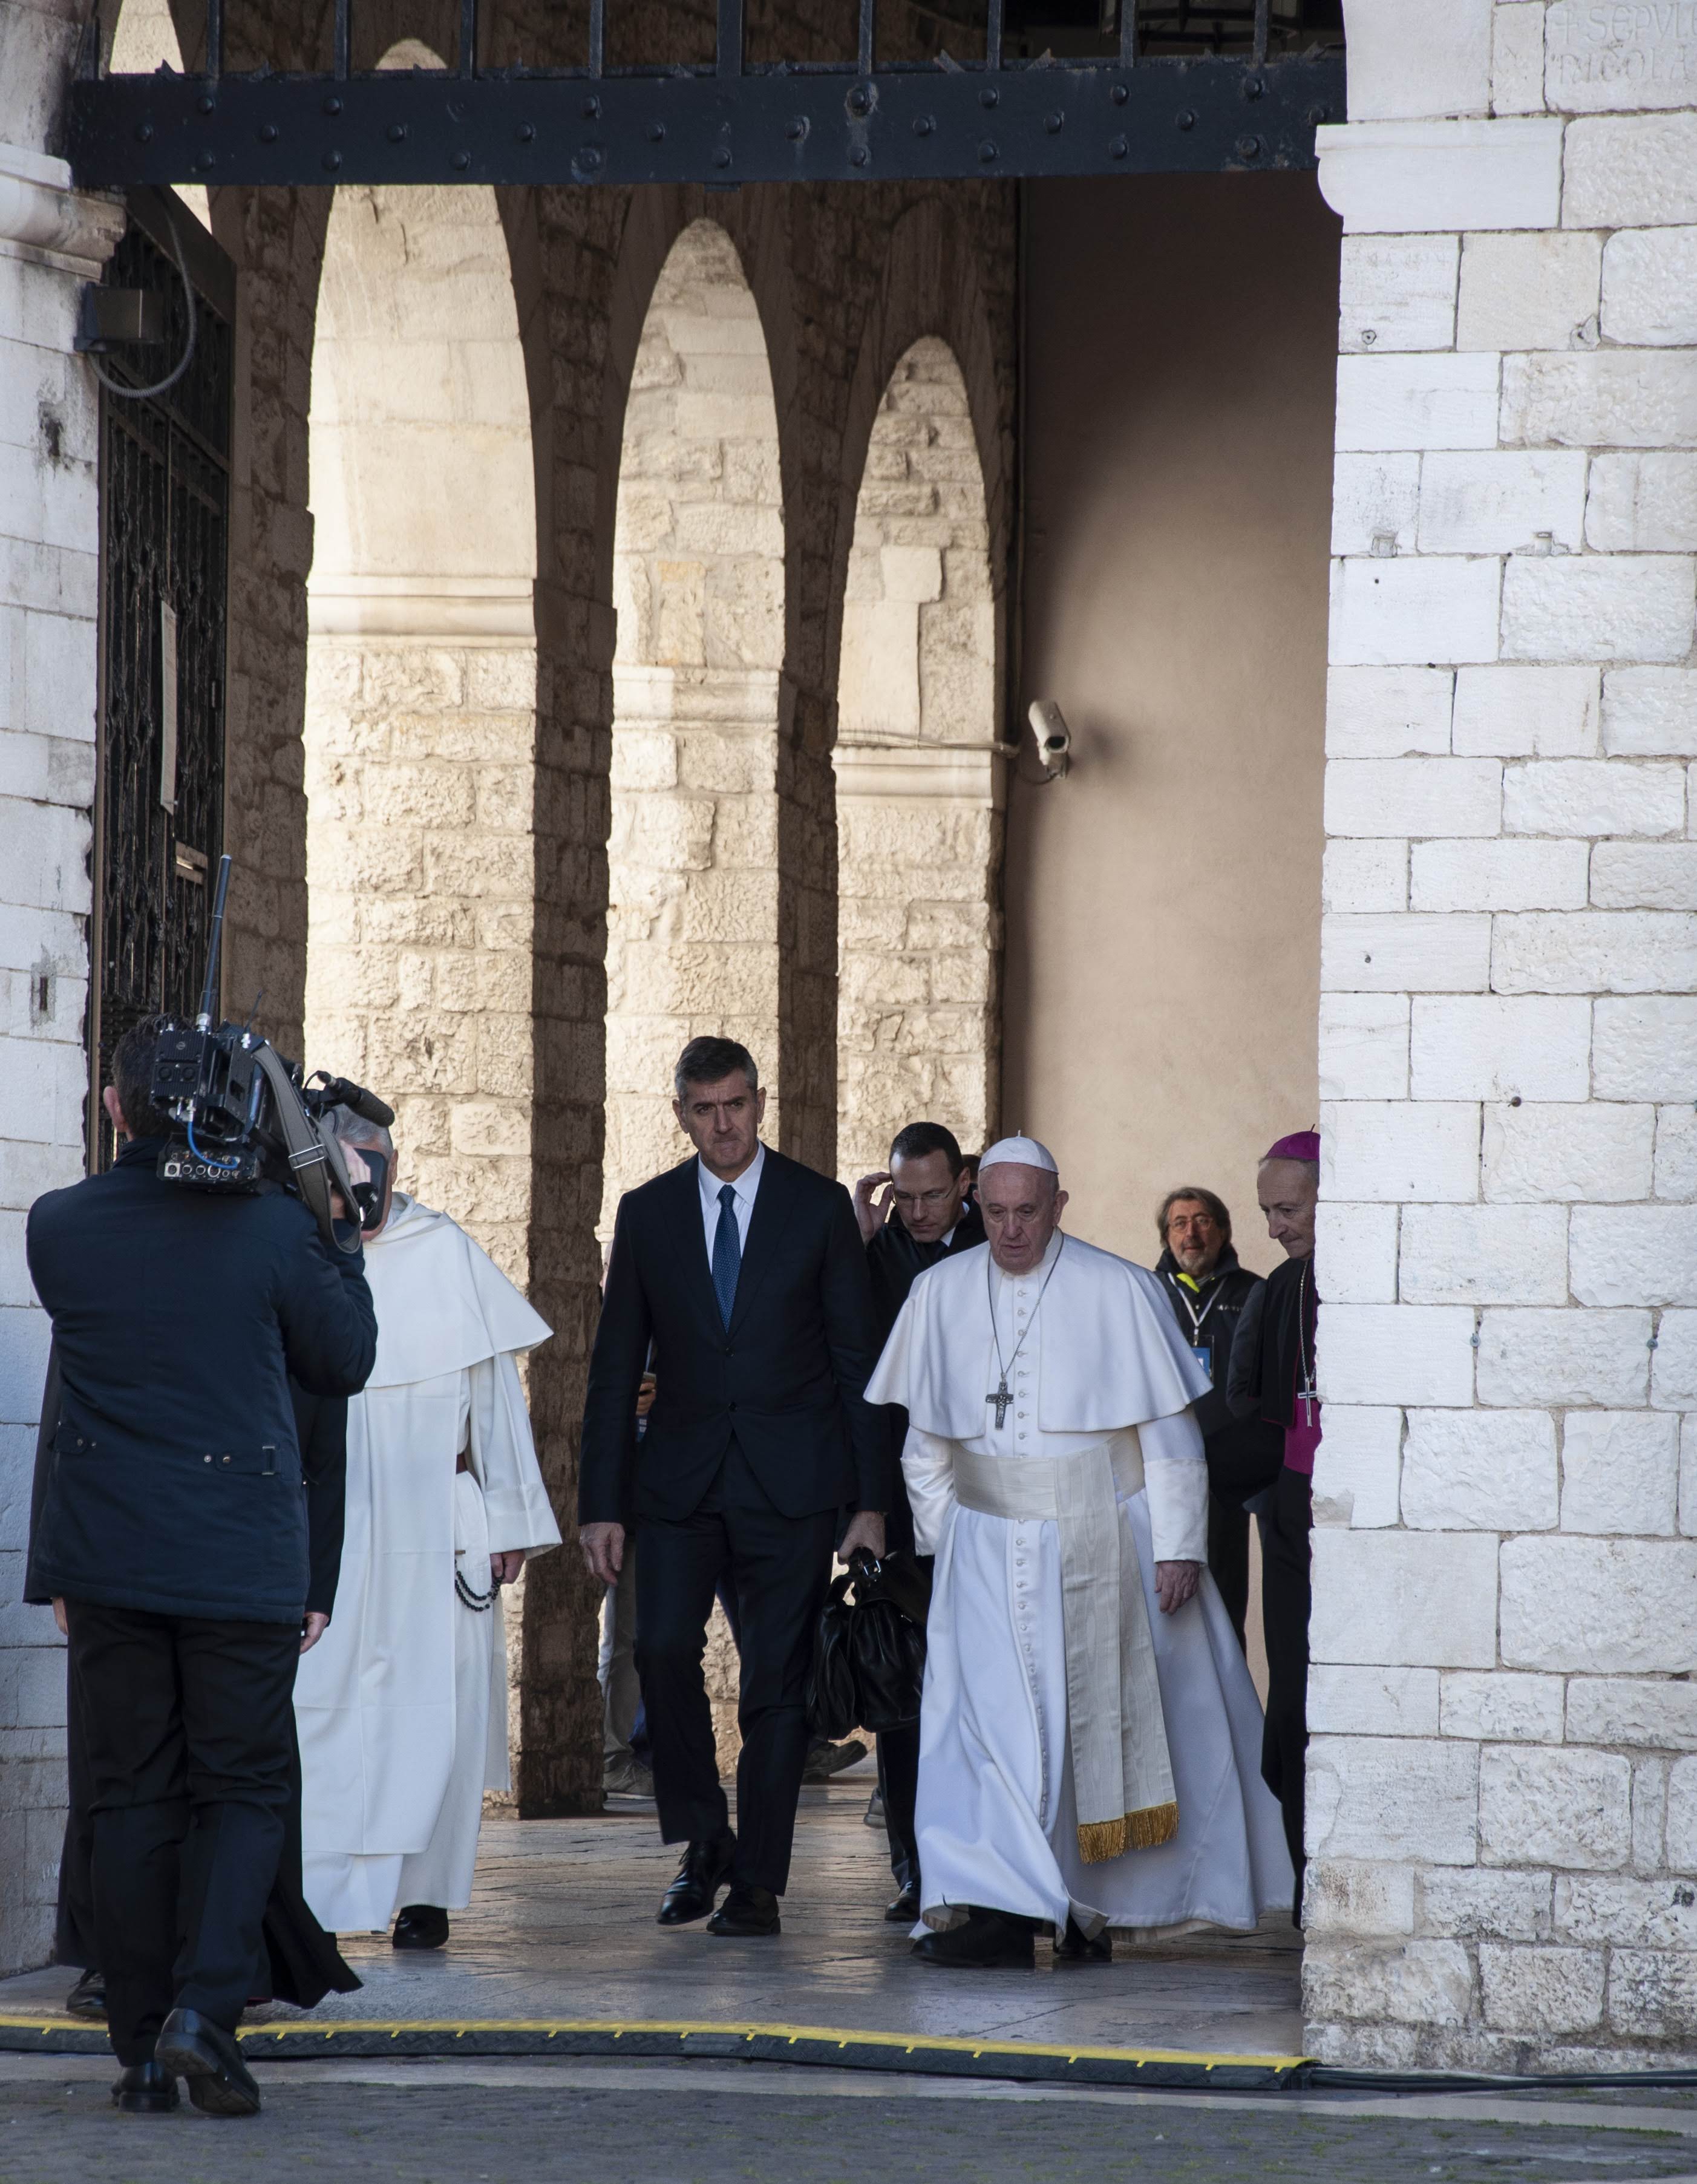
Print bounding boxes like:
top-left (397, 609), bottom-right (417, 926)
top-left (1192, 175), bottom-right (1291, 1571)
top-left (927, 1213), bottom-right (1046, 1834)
top-left (66, 0), bottom-right (1342, 188)
top-left (88, 188), bottom-right (235, 1169)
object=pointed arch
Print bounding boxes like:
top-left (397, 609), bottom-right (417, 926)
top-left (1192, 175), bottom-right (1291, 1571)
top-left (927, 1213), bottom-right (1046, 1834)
top-left (834, 336), bottom-right (1002, 1182)
top-left (598, 218), bottom-right (787, 1243)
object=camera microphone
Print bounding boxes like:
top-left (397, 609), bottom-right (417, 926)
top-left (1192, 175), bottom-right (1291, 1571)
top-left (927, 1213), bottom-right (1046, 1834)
top-left (316, 1077), bottom-right (395, 1130)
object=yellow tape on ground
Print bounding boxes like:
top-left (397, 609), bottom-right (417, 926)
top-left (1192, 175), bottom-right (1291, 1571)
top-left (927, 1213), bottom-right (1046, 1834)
top-left (0, 2011), bottom-right (1307, 2073)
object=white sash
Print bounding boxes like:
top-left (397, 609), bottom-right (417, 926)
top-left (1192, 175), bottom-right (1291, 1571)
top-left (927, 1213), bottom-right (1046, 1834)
top-left (952, 1428), bottom-right (1177, 1863)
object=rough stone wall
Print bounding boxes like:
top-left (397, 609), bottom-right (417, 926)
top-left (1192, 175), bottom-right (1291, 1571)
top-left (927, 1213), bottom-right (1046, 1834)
top-left (835, 335), bottom-right (1002, 1182)
top-left (602, 218), bottom-right (786, 1223)
top-left (1308, 0), bottom-right (1697, 2070)
top-left (0, 0), bottom-right (125, 1977)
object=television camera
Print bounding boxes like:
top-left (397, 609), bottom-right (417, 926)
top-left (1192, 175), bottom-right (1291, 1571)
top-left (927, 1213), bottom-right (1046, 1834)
top-left (148, 855), bottom-right (394, 1252)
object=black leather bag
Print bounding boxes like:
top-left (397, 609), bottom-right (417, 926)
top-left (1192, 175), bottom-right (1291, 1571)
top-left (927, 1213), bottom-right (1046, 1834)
top-left (805, 1551), bottom-right (928, 1739)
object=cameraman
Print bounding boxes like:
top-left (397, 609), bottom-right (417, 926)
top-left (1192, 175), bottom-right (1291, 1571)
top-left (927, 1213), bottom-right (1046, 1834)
top-left (25, 1013), bottom-right (377, 2119)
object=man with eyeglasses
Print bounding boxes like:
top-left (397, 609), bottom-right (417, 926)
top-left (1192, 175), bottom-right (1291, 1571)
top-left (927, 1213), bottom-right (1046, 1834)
top-left (853, 1122), bottom-right (985, 1921)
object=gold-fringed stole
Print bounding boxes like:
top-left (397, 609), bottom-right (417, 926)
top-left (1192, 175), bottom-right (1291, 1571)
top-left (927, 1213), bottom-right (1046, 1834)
top-left (1076, 1800), bottom-right (1179, 1865)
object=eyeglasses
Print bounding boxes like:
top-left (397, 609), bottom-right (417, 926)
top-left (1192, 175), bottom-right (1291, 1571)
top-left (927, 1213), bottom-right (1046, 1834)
top-left (892, 1186), bottom-right (957, 1207)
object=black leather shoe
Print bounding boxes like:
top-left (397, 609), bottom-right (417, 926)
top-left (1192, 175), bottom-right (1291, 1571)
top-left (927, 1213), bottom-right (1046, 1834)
top-left (65, 1969), bottom-right (106, 2020)
top-left (1053, 1915), bottom-right (1112, 1964)
top-left (111, 2060), bottom-right (178, 2114)
top-left (392, 1903), bottom-right (450, 1950)
top-left (154, 2007), bottom-right (261, 2117)
top-left (912, 1907), bottom-right (1035, 1970)
top-left (706, 1883), bottom-right (780, 1937)
top-left (657, 1833), bottom-right (735, 1926)
top-left (884, 1880), bottom-right (920, 1924)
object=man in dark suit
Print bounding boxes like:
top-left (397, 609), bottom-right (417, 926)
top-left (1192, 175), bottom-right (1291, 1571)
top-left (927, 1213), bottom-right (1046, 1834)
top-left (579, 1036), bottom-right (888, 1938)
top-left (25, 1014), bottom-right (376, 2117)
top-left (852, 1120), bottom-right (984, 1923)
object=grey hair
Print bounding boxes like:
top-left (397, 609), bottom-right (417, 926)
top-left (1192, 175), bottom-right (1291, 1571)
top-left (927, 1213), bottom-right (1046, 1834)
top-left (673, 1035), bottom-right (759, 1103)
top-left (326, 1104), bottom-right (394, 1162)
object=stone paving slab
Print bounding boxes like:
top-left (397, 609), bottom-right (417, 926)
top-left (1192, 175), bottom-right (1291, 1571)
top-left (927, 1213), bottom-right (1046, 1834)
top-left (0, 1787), bottom-right (1306, 2072)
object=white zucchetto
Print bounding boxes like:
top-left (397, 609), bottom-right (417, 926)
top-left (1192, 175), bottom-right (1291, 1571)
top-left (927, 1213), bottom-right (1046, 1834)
top-left (978, 1133), bottom-right (1059, 1176)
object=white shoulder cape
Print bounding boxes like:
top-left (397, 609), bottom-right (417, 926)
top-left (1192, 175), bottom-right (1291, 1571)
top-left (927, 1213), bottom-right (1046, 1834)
top-left (363, 1194), bottom-right (552, 1388)
top-left (865, 1232), bottom-right (1209, 1438)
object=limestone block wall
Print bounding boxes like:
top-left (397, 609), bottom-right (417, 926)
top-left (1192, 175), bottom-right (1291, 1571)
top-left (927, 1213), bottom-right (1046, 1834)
top-left (0, 2), bottom-right (125, 1976)
top-left (304, 635), bottom-right (538, 1275)
top-left (1308, 0), bottom-right (1697, 2070)
top-left (835, 337), bottom-right (1003, 1182)
top-left (601, 220), bottom-right (787, 1222)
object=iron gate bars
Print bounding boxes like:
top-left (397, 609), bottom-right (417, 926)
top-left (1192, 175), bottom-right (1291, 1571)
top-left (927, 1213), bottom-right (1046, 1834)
top-left (88, 188), bottom-right (234, 1169)
top-left (66, 0), bottom-right (1342, 188)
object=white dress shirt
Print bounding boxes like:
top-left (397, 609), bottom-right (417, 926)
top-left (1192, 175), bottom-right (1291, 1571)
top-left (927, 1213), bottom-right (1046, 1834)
top-left (696, 1142), bottom-right (766, 1272)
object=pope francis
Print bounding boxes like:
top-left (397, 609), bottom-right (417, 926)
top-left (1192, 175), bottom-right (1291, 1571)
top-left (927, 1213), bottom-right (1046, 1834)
top-left (865, 1136), bottom-right (1291, 1969)
top-left (293, 1113), bottom-right (561, 1947)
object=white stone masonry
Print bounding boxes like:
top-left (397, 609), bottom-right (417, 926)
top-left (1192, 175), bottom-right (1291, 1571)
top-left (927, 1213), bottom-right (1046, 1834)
top-left (0, 0), bottom-right (126, 1975)
top-left (1307, 0), bottom-right (1697, 2070)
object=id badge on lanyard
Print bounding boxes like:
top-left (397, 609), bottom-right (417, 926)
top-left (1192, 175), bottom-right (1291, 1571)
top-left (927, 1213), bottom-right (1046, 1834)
top-left (1190, 1344), bottom-right (1212, 1381)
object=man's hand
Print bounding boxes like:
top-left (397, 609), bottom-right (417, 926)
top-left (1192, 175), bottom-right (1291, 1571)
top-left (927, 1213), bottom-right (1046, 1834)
top-left (51, 1597), bottom-right (68, 1638)
top-left (1154, 1560), bottom-right (1201, 1615)
top-left (852, 1172), bottom-right (894, 1244)
top-left (300, 1611), bottom-right (330, 1654)
top-left (580, 1521), bottom-right (625, 1587)
top-left (491, 1551), bottom-right (525, 1586)
top-left (840, 1509), bottom-right (886, 1564)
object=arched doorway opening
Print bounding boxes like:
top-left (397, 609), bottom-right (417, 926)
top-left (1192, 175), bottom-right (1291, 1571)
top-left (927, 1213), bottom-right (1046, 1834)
top-left (834, 336), bottom-right (1001, 1185)
top-left (302, 62), bottom-right (538, 1284)
top-left (601, 216), bottom-right (786, 1770)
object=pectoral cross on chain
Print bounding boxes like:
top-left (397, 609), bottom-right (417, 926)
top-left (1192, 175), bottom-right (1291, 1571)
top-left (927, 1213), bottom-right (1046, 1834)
top-left (986, 1378), bottom-right (1013, 1429)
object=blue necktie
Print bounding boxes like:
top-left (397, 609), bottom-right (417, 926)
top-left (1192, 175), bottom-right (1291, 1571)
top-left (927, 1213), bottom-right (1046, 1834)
top-left (711, 1182), bottom-right (741, 1327)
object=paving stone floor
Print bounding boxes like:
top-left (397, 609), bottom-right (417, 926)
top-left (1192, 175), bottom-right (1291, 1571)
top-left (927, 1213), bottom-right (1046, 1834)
top-left (0, 1779), bottom-right (1310, 2059)
top-left (5, 1783), bottom-right (1696, 2179)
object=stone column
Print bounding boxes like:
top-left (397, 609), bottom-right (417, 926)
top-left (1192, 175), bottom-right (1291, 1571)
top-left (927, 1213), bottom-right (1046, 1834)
top-left (0, 51), bottom-right (126, 1967)
top-left (1307, 0), bottom-right (1697, 2071)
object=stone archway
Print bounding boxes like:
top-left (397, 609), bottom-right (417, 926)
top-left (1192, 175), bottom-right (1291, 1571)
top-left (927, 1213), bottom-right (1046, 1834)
top-left (834, 336), bottom-right (1002, 1183)
top-left (302, 66), bottom-right (538, 1283)
top-left (600, 217), bottom-right (786, 1232)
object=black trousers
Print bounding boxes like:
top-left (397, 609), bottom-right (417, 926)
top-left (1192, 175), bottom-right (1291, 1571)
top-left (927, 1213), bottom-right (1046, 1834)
top-left (1207, 1491), bottom-right (1251, 1653)
top-left (1259, 1465), bottom-right (1313, 1925)
top-left (875, 1722), bottom-right (920, 1890)
top-left (65, 1600), bottom-right (300, 2065)
top-left (634, 1443), bottom-right (834, 1896)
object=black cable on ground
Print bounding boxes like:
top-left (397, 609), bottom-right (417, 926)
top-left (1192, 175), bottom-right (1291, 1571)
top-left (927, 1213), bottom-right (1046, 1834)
top-left (1307, 2065), bottom-right (1697, 2096)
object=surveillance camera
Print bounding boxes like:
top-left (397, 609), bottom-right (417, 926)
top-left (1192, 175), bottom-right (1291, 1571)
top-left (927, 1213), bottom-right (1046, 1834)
top-left (1027, 699), bottom-right (1071, 779)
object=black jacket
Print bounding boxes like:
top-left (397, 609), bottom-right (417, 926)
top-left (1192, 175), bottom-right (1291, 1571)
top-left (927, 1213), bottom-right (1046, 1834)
top-left (1229, 1249), bottom-right (1319, 1435)
top-left (1155, 1246), bottom-right (1284, 1503)
top-left (580, 1147), bottom-right (887, 1526)
top-left (292, 1385), bottom-right (349, 1620)
top-left (25, 1137), bottom-right (376, 1624)
top-left (865, 1203), bottom-right (986, 1554)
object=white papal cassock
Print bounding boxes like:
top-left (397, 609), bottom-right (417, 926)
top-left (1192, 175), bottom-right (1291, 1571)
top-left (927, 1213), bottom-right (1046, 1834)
top-left (866, 1226), bottom-right (1292, 1939)
top-left (294, 1194), bottom-right (561, 1932)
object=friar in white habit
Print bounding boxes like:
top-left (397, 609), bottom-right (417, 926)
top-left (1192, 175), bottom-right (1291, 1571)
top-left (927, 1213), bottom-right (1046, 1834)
top-left (293, 1111), bottom-right (561, 1949)
top-left (865, 1135), bottom-right (1292, 1969)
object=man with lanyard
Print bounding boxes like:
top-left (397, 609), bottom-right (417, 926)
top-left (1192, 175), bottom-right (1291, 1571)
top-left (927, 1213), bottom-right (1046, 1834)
top-left (852, 1121), bottom-right (985, 1923)
top-left (1152, 1188), bottom-right (1283, 1652)
top-left (1229, 1131), bottom-right (1320, 1924)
